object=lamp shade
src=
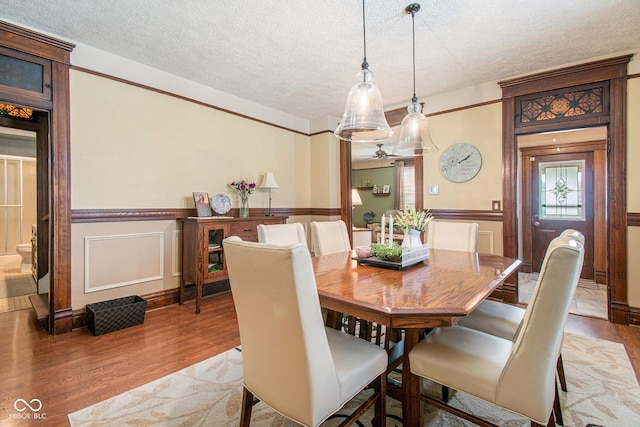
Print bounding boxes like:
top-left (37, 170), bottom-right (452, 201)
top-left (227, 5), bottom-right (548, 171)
top-left (352, 188), bottom-right (363, 206)
top-left (334, 69), bottom-right (393, 143)
top-left (260, 172), bottom-right (279, 189)
top-left (392, 103), bottom-right (439, 156)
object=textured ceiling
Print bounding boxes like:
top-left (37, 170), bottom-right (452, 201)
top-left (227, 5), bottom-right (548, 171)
top-left (1, 0), bottom-right (639, 122)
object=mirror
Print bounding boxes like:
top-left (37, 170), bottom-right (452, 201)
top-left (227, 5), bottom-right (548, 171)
top-left (348, 138), bottom-right (423, 243)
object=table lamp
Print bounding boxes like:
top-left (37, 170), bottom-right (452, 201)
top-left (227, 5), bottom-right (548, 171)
top-left (352, 189), bottom-right (362, 208)
top-left (260, 172), bottom-right (279, 216)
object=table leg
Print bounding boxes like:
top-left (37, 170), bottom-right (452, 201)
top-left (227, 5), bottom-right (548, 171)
top-left (402, 328), bottom-right (423, 427)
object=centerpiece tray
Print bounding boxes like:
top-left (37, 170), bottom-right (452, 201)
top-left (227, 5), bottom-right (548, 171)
top-left (353, 244), bottom-right (430, 270)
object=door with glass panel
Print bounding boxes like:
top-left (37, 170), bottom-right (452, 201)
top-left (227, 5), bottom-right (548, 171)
top-left (531, 152), bottom-right (594, 279)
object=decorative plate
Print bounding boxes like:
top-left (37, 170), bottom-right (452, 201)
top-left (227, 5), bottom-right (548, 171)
top-left (210, 193), bottom-right (231, 215)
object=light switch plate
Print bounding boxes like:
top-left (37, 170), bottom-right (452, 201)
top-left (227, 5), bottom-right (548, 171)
top-left (428, 184), bottom-right (439, 195)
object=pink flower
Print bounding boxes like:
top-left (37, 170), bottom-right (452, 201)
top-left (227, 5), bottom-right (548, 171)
top-left (229, 179), bottom-right (256, 198)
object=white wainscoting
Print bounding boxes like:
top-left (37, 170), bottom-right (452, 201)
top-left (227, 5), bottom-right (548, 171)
top-left (84, 232), bottom-right (164, 293)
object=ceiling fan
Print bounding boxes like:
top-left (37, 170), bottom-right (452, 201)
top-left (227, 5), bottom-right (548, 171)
top-left (370, 143), bottom-right (400, 159)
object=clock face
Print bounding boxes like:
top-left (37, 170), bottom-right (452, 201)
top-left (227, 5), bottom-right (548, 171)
top-left (439, 143), bottom-right (482, 183)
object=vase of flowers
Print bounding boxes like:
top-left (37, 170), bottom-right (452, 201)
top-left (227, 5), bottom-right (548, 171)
top-left (393, 208), bottom-right (433, 249)
top-left (230, 179), bottom-right (256, 218)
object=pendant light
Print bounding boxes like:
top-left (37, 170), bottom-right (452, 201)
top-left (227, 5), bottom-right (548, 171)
top-left (334, 0), bottom-right (393, 143)
top-left (392, 3), bottom-right (439, 156)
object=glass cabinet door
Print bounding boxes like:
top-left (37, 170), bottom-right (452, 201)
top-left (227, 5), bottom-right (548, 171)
top-left (204, 224), bottom-right (227, 279)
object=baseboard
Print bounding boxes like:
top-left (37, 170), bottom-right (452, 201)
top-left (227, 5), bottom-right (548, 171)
top-left (594, 270), bottom-right (607, 284)
top-left (629, 305), bottom-right (640, 326)
top-left (71, 280), bottom-right (231, 331)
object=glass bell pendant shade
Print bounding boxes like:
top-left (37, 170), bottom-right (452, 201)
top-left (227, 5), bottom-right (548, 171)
top-left (392, 101), bottom-right (439, 156)
top-left (334, 68), bottom-right (393, 143)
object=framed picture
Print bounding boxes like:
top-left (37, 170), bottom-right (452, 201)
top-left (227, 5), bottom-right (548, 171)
top-left (382, 185), bottom-right (390, 194)
top-left (193, 192), bottom-right (212, 217)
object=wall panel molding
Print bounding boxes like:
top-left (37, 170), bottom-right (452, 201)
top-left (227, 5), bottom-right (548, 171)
top-left (477, 230), bottom-right (495, 254)
top-left (84, 232), bottom-right (164, 293)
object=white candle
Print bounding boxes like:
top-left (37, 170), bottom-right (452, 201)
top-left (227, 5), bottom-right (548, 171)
top-left (388, 215), bottom-right (394, 247)
top-left (380, 214), bottom-right (385, 245)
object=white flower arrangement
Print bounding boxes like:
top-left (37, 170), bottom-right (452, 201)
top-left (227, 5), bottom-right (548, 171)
top-left (393, 208), bottom-right (433, 233)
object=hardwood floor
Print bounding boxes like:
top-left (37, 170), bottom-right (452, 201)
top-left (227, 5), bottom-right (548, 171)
top-left (1, 291), bottom-right (639, 426)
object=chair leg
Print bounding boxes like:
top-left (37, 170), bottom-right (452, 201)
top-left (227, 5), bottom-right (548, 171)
top-left (557, 354), bottom-right (567, 392)
top-left (530, 414), bottom-right (555, 427)
top-left (240, 386), bottom-right (254, 427)
top-left (554, 381), bottom-right (564, 426)
top-left (372, 372), bottom-right (387, 427)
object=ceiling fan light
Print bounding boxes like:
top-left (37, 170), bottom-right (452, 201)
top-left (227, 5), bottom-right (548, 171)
top-left (335, 69), bottom-right (393, 143)
top-left (392, 101), bottom-right (439, 156)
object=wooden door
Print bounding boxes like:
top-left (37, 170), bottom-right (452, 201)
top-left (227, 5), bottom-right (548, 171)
top-left (529, 152), bottom-right (594, 279)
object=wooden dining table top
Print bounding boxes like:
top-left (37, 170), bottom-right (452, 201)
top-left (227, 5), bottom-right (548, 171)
top-left (312, 248), bottom-right (522, 330)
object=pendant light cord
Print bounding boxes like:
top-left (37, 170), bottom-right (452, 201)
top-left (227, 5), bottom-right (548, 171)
top-left (361, 0), bottom-right (369, 70)
top-left (409, 5), bottom-right (418, 103)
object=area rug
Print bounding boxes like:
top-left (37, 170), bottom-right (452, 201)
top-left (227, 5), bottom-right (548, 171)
top-left (0, 276), bottom-right (36, 298)
top-left (68, 333), bottom-right (640, 426)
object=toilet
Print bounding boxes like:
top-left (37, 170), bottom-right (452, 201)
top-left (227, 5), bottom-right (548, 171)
top-left (16, 243), bottom-right (32, 273)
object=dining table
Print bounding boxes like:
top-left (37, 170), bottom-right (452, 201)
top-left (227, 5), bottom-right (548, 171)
top-left (312, 248), bottom-right (522, 427)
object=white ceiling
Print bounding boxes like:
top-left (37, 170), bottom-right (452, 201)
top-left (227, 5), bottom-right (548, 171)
top-left (1, 0), bottom-right (639, 125)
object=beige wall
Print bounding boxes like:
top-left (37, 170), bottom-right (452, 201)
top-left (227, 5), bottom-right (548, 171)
top-left (71, 70), bottom-right (310, 210)
top-left (70, 70), bottom-right (312, 308)
top-left (422, 103), bottom-right (503, 211)
top-left (309, 132), bottom-right (341, 209)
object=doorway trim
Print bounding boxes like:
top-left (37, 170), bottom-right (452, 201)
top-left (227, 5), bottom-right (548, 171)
top-left (0, 21), bottom-right (75, 334)
top-left (520, 140), bottom-right (607, 283)
top-left (499, 55), bottom-right (631, 324)
top-left (339, 110), bottom-right (424, 240)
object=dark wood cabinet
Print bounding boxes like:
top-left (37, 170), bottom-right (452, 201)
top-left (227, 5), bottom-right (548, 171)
top-left (179, 216), bottom-right (287, 313)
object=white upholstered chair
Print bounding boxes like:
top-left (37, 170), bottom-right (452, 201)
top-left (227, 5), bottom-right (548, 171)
top-left (310, 220), bottom-right (351, 256)
top-left (409, 235), bottom-right (584, 427)
top-left (257, 222), bottom-right (307, 247)
top-left (310, 219), bottom-right (380, 339)
top-left (457, 229), bottom-right (585, 395)
top-left (426, 220), bottom-right (479, 252)
top-left (223, 237), bottom-right (387, 427)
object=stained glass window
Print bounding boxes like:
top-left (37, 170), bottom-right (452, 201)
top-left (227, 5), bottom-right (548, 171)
top-left (0, 103), bottom-right (33, 119)
top-left (539, 160), bottom-right (584, 220)
top-left (517, 83), bottom-right (607, 127)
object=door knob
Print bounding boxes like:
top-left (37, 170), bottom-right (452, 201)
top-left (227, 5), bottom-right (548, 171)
top-left (533, 221), bottom-right (540, 227)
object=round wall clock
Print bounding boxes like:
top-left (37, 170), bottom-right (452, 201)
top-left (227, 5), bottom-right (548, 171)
top-left (439, 143), bottom-right (482, 183)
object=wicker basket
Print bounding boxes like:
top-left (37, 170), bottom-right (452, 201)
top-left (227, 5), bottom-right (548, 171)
top-left (86, 295), bottom-right (147, 336)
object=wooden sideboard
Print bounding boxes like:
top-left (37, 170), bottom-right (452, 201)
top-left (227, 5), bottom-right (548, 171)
top-left (179, 216), bottom-right (287, 313)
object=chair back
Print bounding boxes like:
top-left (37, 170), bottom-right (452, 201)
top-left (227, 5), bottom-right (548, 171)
top-left (223, 237), bottom-right (341, 426)
top-left (426, 220), bottom-right (478, 252)
top-left (560, 228), bottom-right (585, 245)
top-left (310, 220), bottom-right (351, 256)
top-left (257, 222), bottom-right (307, 247)
top-left (497, 236), bottom-right (584, 422)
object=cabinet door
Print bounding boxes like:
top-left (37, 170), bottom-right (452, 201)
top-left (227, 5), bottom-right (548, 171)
top-left (202, 223), bottom-right (229, 282)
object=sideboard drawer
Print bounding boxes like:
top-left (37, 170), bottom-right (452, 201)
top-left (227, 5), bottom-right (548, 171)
top-left (230, 221), bottom-right (260, 242)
